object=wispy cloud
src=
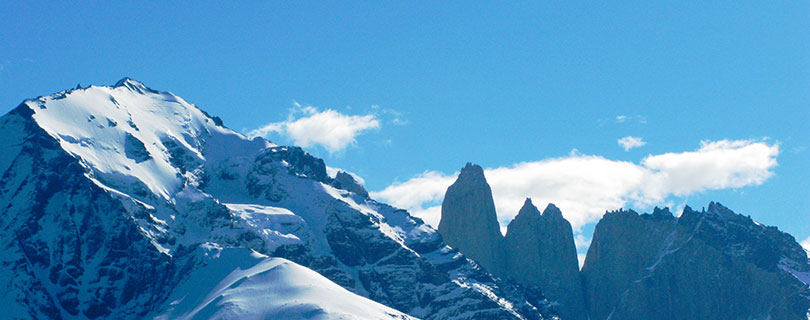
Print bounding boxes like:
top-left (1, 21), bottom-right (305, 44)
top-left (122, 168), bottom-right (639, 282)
top-left (371, 105), bottom-right (408, 126)
top-left (371, 171), bottom-right (455, 228)
top-left (618, 136), bottom-right (646, 151)
top-left (249, 103), bottom-right (380, 153)
top-left (616, 114), bottom-right (646, 124)
top-left (371, 139), bottom-right (779, 232)
top-left (602, 114), bottom-right (647, 125)
top-left (800, 236), bottom-right (810, 252)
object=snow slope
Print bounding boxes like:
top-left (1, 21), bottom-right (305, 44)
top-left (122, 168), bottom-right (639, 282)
top-left (154, 247), bottom-right (416, 320)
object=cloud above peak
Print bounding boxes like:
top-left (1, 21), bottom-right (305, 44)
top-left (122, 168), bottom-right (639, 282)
top-left (249, 104), bottom-right (380, 153)
top-left (370, 139), bottom-right (779, 232)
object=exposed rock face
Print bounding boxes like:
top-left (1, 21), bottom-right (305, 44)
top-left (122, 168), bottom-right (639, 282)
top-left (438, 163), bottom-right (505, 275)
top-left (581, 203), bottom-right (810, 320)
top-left (504, 200), bottom-right (587, 320)
top-left (439, 165), bottom-right (586, 319)
top-left (331, 171), bottom-right (369, 198)
top-left (439, 162), bottom-right (810, 320)
top-left (580, 207), bottom-right (678, 320)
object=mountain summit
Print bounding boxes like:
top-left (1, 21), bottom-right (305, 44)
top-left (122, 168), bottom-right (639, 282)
top-left (0, 79), bottom-right (556, 319)
top-left (504, 200), bottom-right (587, 320)
top-left (438, 163), bottom-right (505, 275)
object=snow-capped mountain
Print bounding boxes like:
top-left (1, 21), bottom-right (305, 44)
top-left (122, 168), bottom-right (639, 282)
top-left (7, 78), bottom-right (805, 320)
top-left (0, 79), bottom-right (557, 319)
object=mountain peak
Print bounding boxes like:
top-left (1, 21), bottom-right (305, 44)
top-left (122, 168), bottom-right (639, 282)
top-left (18, 79), bottom-right (262, 200)
top-left (458, 162), bottom-right (486, 182)
top-left (504, 201), bottom-right (587, 320)
top-left (439, 161), bottom-right (504, 274)
top-left (513, 198), bottom-right (541, 223)
top-left (332, 171), bottom-right (369, 197)
top-left (542, 203), bottom-right (563, 220)
top-left (707, 201), bottom-right (733, 216)
top-left (651, 206), bottom-right (674, 219)
top-left (114, 76), bottom-right (145, 87)
top-left (113, 77), bottom-right (157, 94)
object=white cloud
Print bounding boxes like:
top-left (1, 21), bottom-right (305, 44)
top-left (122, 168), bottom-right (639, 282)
top-left (371, 105), bottom-right (408, 126)
top-left (573, 234), bottom-right (592, 268)
top-left (370, 171), bottom-right (455, 227)
top-left (618, 136), bottom-right (646, 151)
top-left (577, 253), bottom-right (587, 269)
top-left (370, 139), bottom-right (779, 233)
top-left (249, 104), bottom-right (380, 153)
top-left (639, 140), bottom-right (778, 197)
top-left (801, 236), bottom-right (810, 252)
top-left (574, 234), bottom-right (591, 250)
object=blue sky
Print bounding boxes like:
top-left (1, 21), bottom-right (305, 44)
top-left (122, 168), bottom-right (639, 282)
top-left (1, 2), bottom-right (808, 254)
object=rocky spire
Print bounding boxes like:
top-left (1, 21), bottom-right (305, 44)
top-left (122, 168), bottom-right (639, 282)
top-left (438, 163), bottom-right (504, 275)
top-left (510, 198), bottom-right (542, 227)
top-left (541, 202), bottom-right (564, 220)
top-left (504, 200), bottom-right (588, 320)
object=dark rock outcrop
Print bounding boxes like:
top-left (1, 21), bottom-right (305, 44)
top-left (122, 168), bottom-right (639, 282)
top-left (439, 160), bottom-right (810, 320)
top-left (439, 164), bottom-right (586, 319)
top-left (331, 171), bottom-right (369, 197)
top-left (438, 163), bottom-right (505, 275)
top-left (580, 208), bottom-right (677, 320)
top-left (504, 200), bottom-right (587, 320)
top-left (581, 203), bottom-right (810, 320)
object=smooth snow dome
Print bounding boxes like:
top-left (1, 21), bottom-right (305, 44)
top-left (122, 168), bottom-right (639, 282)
top-left (154, 248), bottom-right (416, 320)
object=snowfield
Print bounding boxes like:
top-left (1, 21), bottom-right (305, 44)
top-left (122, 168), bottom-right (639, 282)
top-left (154, 247), bottom-right (416, 320)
